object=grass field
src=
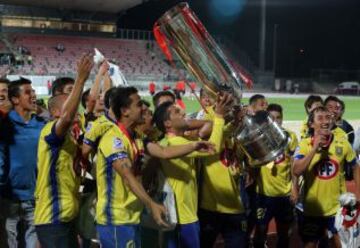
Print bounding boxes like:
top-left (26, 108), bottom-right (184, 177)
top-left (142, 96), bottom-right (360, 121)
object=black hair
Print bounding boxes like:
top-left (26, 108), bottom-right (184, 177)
top-left (51, 77), bottom-right (74, 96)
top-left (152, 90), bottom-right (175, 108)
top-left (324, 95), bottom-right (344, 111)
top-left (267, 103), bottom-right (283, 116)
top-left (153, 101), bottom-right (173, 133)
top-left (104, 87), bottom-right (118, 110)
top-left (8, 77), bottom-right (32, 99)
top-left (0, 78), bottom-right (10, 85)
top-left (249, 94), bottom-right (265, 105)
top-left (304, 95), bottom-right (323, 114)
top-left (36, 98), bottom-right (46, 108)
top-left (111, 86), bottom-right (138, 120)
top-left (81, 88), bottom-right (91, 109)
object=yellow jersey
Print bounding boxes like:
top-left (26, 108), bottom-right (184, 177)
top-left (83, 114), bottom-right (115, 150)
top-left (96, 123), bottom-right (144, 225)
top-left (256, 129), bottom-right (298, 197)
top-left (300, 120), bottom-right (308, 139)
top-left (294, 132), bottom-right (357, 217)
top-left (160, 116), bottom-right (224, 224)
top-left (200, 108), bottom-right (245, 214)
top-left (34, 121), bottom-right (80, 225)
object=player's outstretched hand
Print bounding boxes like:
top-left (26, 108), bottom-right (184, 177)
top-left (77, 53), bottom-right (94, 83)
top-left (150, 202), bottom-right (170, 228)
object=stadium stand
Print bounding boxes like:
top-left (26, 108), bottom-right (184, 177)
top-left (0, 33), bottom-right (180, 80)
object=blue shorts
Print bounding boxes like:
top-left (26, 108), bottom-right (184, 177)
top-left (299, 215), bottom-right (337, 243)
top-left (164, 221), bottom-right (200, 248)
top-left (97, 224), bottom-right (141, 248)
top-left (256, 194), bottom-right (294, 226)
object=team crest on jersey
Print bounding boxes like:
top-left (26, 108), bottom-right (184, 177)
top-left (315, 159), bottom-right (339, 180)
top-left (113, 137), bottom-right (123, 150)
top-left (86, 123), bottom-right (92, 132)
top-left (335, 146), bottom-right (343, 156)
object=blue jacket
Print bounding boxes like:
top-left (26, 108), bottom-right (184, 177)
top-left (0, 110), bottom-right (46, 200)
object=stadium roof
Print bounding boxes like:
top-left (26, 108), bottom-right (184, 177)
top-left (1, 0), bottom-right (143, 14)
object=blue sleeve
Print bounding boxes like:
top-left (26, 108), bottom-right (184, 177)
top-left (346, 158), bottom-right (357, 168)
top-left (0, 142), bottom-right (7, 186)
top-left (105, 152), bottom-right (128, 165)
top-left (294, 154), bottom-right (305, 160)
top-left (83, 137), bottom-right (98, 149)
top-left (44, 122), bottom-right (64, 147)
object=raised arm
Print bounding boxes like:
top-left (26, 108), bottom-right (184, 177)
top-left (146, 140), bottom-right (215, 159)
top-left (86, 61), bottom-right (109, 114)
top-left (55, 54), bottom-right (93, 138)
top-left (292, 131), bottom-right (327, 177)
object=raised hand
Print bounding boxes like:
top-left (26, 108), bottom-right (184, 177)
top-left (214, 92), bottom-right (234, 117)
top-left (77, 54), bottom-right (94, 83)
top-left (98, 60), bottom-right (110, 76)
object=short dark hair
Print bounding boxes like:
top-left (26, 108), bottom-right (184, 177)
top-left (0, 78), bottom-right (10, 85)
top-left (111, 86), bottom-right (138, 120)
top-left (152, 90), bottom-right (175, 107)
top-left (81, 88), bottom-right (91, 109)
top-left (304, 95), bottom-right (323, 114)
top-left (8, 77), bottom-right (32, 99)
top-left (267, 103), bottom-right (283, 116)
top-left (249, 94), bottom-right (265, 105)
top-left (153, 101), bottom-right (173, 133)
top-left (324, 95), bottom-right (344, 111)
top-left (51, 77), bottom-right (74, 96)
top-left (104, 87), bottom-right (118, 110)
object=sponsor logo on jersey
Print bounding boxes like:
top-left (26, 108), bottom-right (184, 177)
top-left (315, 159), bottom-right (339, 180)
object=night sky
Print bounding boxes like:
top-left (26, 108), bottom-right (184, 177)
top-left (119, 0), bottom-right (360, 77)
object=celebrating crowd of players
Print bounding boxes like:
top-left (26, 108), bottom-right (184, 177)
top-left (0, 54), bottom-right (359, 248)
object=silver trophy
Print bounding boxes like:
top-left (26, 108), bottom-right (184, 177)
top-left (154, 2), bottom-right (288, 165)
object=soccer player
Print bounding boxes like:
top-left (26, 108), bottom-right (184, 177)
top-left (34, 54), bottom-right (93, 247)
top-left (300, 95), bottom-right (323, 139)
top-left (153, 93), bottom-right (232, 248)
top-left (193, 88), bottom-right (215, 120)
top-left (198, 101), bottom-right (248, 248)
top-left (152, 90), bottom-right (176, 108)
top-left (253, 103), bottom-right (298, 248)
top-left (95, 86), bottom-right (169, 247)
top-left (249, 94), bottom-right (268, 112)
top-left (293, 106), bottom-right (360, 248)
top-left (51, 77), bottom-right (75, 96)
top-left (325, 96), bottom-right (355, 181)
top-left (324, 96), bottom-right (354, 145)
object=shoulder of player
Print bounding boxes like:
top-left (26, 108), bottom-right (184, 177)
top-left (97, 125), bottom-right (128, 147)
top-left (298, 136), bottom-right (311, 147)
